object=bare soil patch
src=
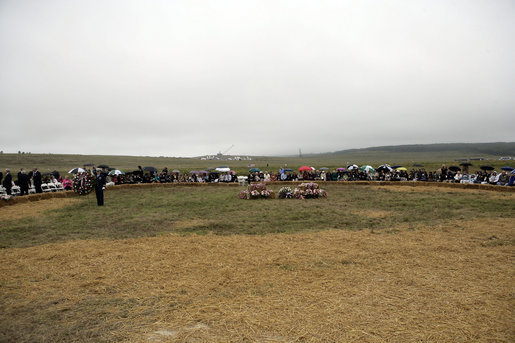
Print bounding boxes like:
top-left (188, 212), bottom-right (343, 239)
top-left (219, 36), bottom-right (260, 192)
top-left (1, 218), bottom-right (513, 342)
top-left (0, 198), bottom-right (80, 220)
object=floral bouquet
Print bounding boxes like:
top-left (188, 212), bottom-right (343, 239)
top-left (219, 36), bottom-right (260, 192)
top-left (261, 189), bottom-right (276, 198)
top-left (278, 186), bottom-right (293, 199)
top-left (238, 183), bottom-right (275, 199)
top-left (249, 183), bottom-right (267, 193)
top-left (73, 171), bottom-right (95, 196)
top-left (293, 182), bottom-right (327, 199)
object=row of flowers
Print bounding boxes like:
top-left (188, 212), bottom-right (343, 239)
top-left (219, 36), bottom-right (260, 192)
top-left (238, 183), bottom-right (328, 200)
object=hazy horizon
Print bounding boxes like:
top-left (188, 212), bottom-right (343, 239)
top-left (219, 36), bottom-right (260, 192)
top-left (1, 141), bottom-right (513, 158)
top-left (1, 1), bottom-right (514, 157)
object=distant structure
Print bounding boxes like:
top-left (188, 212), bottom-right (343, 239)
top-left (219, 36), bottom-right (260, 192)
top-left (199, 144), bottom-right (252, 161)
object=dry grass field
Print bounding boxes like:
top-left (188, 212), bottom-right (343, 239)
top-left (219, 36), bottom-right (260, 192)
top-left (0, 184), bottom-right (514, 342)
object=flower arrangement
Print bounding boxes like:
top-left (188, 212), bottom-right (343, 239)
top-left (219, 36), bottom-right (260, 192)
top-left (293, 182), bottom-right (327, 199)
top-left (278, 186), bottom-right (294, 199)
top-left (238, 183), bottom-right (275, 199)
top-left (73, 171), bottom-right (95, 196)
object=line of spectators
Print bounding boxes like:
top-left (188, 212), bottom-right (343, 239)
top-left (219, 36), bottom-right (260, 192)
top-left (2, 164), bottom-right (513, 198)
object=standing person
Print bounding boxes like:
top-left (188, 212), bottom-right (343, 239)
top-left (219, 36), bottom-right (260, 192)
top-left (3, 169), bottom-right (13, 195)
top-left (95, 169), bottom-right (106, 206)
top-left (17, 168), bottom-right (30, 196)
top-left (33, 168), bottom-right (43, 193)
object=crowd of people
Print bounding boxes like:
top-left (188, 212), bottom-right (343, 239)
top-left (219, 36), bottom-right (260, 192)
top-left (0, 168), bottom-right (74, 196)
top-left (247, 165), bottom-right (514, 186)
top-left (1, 163), bottom-right (513, 198)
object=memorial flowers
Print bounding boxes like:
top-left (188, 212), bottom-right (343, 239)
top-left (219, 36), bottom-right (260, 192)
top-left (293, 182), bottom-right (327, 199)
top-left (73, 171), bottom-right (95, 195)
top-left (238, 183), bottom-right (275, 199)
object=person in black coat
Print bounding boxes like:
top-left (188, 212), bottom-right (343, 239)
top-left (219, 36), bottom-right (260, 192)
top-left (32, 168), bottom-right (43, 193)
top-left (17, 168), bottom-right (30, 196)
top-left (3, 169), bottom-right (13, 195)
top-left (95, 169), bottom-right (106, 206)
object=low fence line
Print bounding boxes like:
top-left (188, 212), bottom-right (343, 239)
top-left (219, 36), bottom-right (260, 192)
top-left (0, 181), bottom-right (513, 208)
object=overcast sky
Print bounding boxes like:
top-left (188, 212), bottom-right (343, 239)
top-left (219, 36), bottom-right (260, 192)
top-left (0, 0), bottom-right (514, 157)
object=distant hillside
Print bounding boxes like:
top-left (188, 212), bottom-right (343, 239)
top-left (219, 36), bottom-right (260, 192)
top-left (330, 142), bottom-right (515, 156)
top-left (299, 142), bottom-right (515, 164)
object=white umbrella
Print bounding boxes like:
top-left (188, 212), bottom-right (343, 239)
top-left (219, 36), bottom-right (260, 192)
top-left (108, 170), bottom-right (124, 175)
top-left (216, 167), bottom-right (231, 172)
top-left (347, 164), bottom-right (359, 171)
top-left (68, 167), bottom-right (86, 174)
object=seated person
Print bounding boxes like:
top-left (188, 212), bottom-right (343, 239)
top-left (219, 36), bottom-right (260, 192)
top-left (497, 171), bottom-right (510, 185)
top-left (62, 176), bottom-right (72, 190)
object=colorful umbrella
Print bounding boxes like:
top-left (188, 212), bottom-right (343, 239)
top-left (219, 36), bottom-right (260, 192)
top-left (360, 165), bottom-right (375, 173)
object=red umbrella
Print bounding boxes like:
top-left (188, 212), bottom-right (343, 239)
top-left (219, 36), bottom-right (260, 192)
top-left (298, 166), bottom-right (313, 171)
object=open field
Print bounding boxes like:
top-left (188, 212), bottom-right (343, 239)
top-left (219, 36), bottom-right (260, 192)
top-left (0, 151), bottom-right (514, 177)
top-left (1, 184), bottom-right (514, 342)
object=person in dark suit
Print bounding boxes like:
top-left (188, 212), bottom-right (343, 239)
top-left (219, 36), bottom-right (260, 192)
top-left (3, 169), bottom-right (13, 195)
top-left (17, 168), bottom-right (30, 196)
top-left (33, 168), bottom-right (42, 193)
top-left (95, 169), bottom-right (106, 206)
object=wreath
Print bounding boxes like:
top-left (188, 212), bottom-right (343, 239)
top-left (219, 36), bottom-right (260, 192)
top-left (73, 171), bottom-right (95, 195)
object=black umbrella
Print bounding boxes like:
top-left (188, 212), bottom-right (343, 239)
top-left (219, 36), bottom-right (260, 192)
top-left (412, 164), bottom-right (424, 167)
top-left (143, 166), bottom-right (157, 172)
top-left (83, 163), bottom-right (95, 167)
top-left (377, 164), bottom-right (393, 172)
top-left (501, 166), bottom-right (514, 171)
top-left (449, 166), bottom-right (461, 172)
top-left (391, 165), bottom-right (402, 169)
top-left (480, 165), bottom-right (494, 171)
top-left (97, 164), bottom-right (110, 169)
top-left (459, 162), bottom-right (473, 167)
